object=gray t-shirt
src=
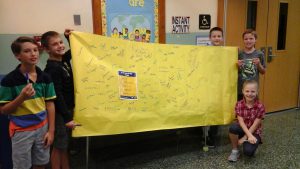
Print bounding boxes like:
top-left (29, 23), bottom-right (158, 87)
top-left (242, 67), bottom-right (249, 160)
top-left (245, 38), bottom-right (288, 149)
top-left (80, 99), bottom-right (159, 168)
top-left (238, 50), bottom-right (266, 94)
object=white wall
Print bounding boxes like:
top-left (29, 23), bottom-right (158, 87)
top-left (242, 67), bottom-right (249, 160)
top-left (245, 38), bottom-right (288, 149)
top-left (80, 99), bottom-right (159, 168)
top-left (165, 0), bottom-right (218, 33)
top-left (0, 0), bottom-right (93, 34)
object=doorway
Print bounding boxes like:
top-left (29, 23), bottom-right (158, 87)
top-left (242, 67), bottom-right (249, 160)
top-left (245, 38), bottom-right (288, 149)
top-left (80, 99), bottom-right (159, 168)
top-left (220, 0), bottom-right (300, 112)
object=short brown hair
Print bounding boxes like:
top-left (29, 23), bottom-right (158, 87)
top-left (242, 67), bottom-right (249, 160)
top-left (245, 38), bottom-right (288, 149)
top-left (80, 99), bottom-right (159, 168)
top-left (209, 27), bottom-right (223, 37)
top-left (41, 31), bottom-right (60, 48)
top-left (242, 29), bottom-right (257, 39)
top-left (11, 37), bottom-right (38, 56)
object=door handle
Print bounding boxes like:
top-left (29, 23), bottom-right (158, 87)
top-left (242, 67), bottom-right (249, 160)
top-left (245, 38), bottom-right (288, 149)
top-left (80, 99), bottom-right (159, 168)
top-left (267, 47), bottom-right (276, 63)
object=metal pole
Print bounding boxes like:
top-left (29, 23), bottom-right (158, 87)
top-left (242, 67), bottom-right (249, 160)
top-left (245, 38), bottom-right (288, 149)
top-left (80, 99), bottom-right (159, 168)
top-left (223, 0), bottom-right (228, 46)
top-left (202, 126), bottom-right (209, 151)
top-left (86, 136), bottom-right (90, 169)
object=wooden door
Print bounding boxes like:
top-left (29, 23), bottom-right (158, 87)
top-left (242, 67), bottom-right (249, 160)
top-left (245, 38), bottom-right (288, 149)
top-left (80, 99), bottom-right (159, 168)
top-left (262, 0), bottom-right (300, 112)
top-left (221, 0), bottom-right (300, 112)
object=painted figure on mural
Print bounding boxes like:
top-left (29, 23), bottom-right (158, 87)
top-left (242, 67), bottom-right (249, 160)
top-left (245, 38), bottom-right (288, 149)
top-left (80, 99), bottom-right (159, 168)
top-left (141, 34), bottom-right (146, 42)
top-left (134, 29), bottom-right (141, 42)
top-left (111, 27), bottom-right (119, 38)
top-left (145, 29), bottom-right (151, 42)
top-left (123, 28), bottom-right (129, 40)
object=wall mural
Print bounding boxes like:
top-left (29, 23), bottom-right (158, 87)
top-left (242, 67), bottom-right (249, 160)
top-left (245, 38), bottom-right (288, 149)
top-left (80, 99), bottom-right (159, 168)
top-left (101, 0), bottom-right (159, 43)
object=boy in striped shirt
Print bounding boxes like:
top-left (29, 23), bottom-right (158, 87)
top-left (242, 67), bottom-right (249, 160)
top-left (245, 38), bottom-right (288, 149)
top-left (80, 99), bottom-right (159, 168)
top-left (0, 37), bottom-right (56, 169)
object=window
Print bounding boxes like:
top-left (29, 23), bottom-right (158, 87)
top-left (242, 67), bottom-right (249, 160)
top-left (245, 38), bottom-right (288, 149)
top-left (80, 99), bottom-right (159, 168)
top-left (246, 0), bottom-right (257, 30)
top-left (277, 2), bottom-right (288, 50)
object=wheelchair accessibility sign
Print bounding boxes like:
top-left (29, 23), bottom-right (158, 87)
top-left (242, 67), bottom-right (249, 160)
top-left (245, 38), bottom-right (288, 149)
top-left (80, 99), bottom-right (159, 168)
top-left (199, 14), bottom-right (211, 30)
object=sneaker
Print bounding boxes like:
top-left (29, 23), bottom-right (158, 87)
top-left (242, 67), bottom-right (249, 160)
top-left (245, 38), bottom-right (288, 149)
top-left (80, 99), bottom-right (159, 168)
top-left (228, 150), bottom-right (240, 162)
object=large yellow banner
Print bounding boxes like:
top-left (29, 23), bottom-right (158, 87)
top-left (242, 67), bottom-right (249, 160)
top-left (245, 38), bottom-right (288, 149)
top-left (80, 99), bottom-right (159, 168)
top-left (70, 31), bottom-right (237, 137)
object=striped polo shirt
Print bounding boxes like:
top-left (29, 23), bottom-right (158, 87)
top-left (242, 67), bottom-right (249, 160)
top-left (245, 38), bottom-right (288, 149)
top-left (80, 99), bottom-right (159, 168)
top-left (0, 65), bottom-right (56, 129)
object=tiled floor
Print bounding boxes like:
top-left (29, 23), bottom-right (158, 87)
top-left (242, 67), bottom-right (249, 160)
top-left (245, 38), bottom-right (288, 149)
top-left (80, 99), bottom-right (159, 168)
top-left (71, 109), bottom-right (300, 169)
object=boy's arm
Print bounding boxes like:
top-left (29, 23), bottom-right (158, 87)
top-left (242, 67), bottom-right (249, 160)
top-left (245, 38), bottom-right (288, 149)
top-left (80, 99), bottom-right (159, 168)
top-left (237, 60), bottom-right (244, 68)
top-left (43, 101), bottom-right (55, 148)
top-left (257, 61), bottom-right (266, 74)
top-left (237, 51), bottom-right (244, 69)
top-left (63, 28), bottom-right (73, 62)
top-left (1, 95), bottom-right (25, 114)
top-left (1, 84), bottom-right (35, 115)
top-left (64, 28), bottom-right (73, 45)
top-left (253, 53), bottom-right (266, 74)
top-left (46, 68), bottom-right (73, 123)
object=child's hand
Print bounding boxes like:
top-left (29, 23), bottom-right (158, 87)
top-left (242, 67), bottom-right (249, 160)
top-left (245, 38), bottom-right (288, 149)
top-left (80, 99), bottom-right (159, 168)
top-left (43, 131), bottom-right (54, 148)
top-left (252, 58), bottom-right (261, 66)
top-left (65, 120), bottom-right (81, 130)
top-left (237, 60), bottom-right (244, 68)
top-left (64, 29), bottom-right (74, 38)
top-left (238, 136), bottom-right (247, 145)
top-left (247, 135), bottom-right (257, 144)
top-left (20, 84), bottom-right (35, 100)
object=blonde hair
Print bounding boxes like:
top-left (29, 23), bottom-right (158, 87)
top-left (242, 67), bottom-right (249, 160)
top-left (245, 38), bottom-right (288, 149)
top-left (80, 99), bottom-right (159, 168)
top-left (242, 79), bottom-right (259, 91)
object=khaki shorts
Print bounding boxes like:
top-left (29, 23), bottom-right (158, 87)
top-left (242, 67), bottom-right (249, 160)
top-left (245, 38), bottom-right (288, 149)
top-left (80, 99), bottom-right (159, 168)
top-left (11, 124), bottom-right (49, 169)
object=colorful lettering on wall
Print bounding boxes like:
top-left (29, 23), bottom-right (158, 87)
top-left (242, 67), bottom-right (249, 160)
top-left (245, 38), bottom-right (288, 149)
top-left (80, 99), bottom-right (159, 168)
top-left (129, 0), bottom-right (145, 7)
top-left (172, 16), bottom-right (190, 34)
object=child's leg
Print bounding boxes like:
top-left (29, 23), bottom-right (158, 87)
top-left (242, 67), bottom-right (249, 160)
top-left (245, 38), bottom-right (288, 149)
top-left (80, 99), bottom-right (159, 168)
top-left (243, 134), bottom-right (261, 157)
top-left (61, 150), bottom-right (70, 169)
top-left (32, 124), bottom-right (50, 168)
top-left (11, 130), bottom-right (35, 169)
top-left (51, 148), bottom-right (62, 169)
top-left (229, 123), bottom-right (244, 149)
top-left (229, 133), bottom-right (239, 149)
top-left (51, 114), bottom-right (70, 169)
top-left (228, 123), bottom-right (244, 162)
top-left (50, 148), bottom-right (70, 169)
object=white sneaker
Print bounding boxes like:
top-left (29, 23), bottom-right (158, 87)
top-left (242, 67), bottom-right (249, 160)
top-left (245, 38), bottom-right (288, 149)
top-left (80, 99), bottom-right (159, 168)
top-left (228, 150), bottom-right (240, 162)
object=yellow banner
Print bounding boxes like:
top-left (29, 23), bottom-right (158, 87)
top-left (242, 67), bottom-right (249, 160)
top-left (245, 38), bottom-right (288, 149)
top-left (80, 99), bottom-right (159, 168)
top-left (70, 31), bottom-right (237, 137)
